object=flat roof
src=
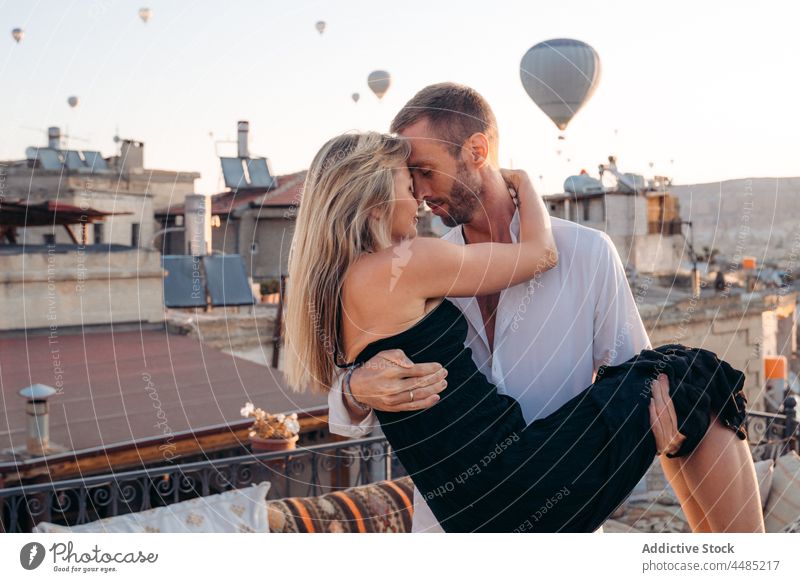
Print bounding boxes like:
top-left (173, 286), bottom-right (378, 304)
top-left (0, 328), bottom-right (325, 460)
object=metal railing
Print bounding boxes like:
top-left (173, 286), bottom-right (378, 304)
top-left (1, 435), bottom-right (404, 533)
top-left (2, 402), bottom-right (798, 533)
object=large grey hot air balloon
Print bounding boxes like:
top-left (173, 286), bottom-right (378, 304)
top-left (138, 7), bottom-right (153, 24)
top-left (520, 38), bottom-right (601, 132)
top-left (351, 92), bottom-right (360, 104)
top-left (11, 28), bottom-right (24, 43)
top-left (67, 96), bottom-right (79, 108)
top-left (315, 21), bottom-right (326, 35)
top-left (367, 70), bottom-right (391, 100)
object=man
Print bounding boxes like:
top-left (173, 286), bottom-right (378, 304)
top-left (327, 82), bottom-right (662, 532)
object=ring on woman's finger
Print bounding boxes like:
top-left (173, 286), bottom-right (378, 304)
top-left (409, 390), bottom-right (415, 402)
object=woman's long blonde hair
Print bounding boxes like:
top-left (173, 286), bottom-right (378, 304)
top-left (285, 132), bottom-right (411, 393)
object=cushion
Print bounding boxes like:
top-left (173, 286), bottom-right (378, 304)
top-left (32, 482), bottom-right (270, 533)
top-left (267, 476), bottom-right (414, 533)
top-left (764, 451), bottom-right (800, 532)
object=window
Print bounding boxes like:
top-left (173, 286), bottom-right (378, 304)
top-left (131, 223), bottom-right (140, 247)
top-left (93, 223), bottom-right (104, 244)
top-left (43, 233), bottom-right (56, 245)
top-left (582, 199), bottom-right (591, 222)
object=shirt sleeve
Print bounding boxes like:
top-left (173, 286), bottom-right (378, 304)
top-left (327, 369), bottom-right (379, 438)
top-left (592, 232), bottom-right (652, 371)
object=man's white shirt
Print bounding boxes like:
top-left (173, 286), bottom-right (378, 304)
top-left (327, 214), bottom-right (652, 532)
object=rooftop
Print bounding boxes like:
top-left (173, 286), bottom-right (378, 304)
top-left (0, 327), bottom-right (325, 464)
top-left (156, 170), bottom-right (307, 217)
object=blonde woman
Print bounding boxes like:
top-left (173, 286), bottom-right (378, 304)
top-left (285, 131), bottom-right (763, 533)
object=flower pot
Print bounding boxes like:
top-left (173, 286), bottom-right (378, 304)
top-left (250, 434), bottom-right (298, 453)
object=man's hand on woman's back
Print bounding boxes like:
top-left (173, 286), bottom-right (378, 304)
top-left (346, 349), bottom-right (448, 419)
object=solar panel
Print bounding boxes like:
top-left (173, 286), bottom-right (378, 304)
top-left (34, 148), bottom-right (63, 171)
top-left (64, 150), bottom-right (83, 170)
top-left (162, 255), bottom-right (208, 308)
top-left (82, 151), bottom-right (109, 172)
top-left (202, 254), bottom-right (255, 307)
top-left (246, 158), bottom-right (276, 188)
top-left (221, 158), bottom-right (247, 189)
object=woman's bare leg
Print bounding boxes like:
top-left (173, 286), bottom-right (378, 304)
top-left (673, 415), bottom-right (764, 532)
top-left (659, 457), bottom-right (712, 532)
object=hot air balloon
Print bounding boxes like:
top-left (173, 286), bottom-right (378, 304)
top-left (368, 70), bottom-right (391, 100)
top-left (315, 21), bottom-right (326, 35)
top-left (351, 92), bottom-right (360, 104)
top-left (67, 96), bottom-right (79, 108)
top-left (138, 7), bottom-right (152, 24)
top-left (649, 161), bottom-right (654, 169)
top-left (11, 28), bottom-right (24, 43)
top-left (556, 149), bottom-right (562, 156)
top-left (520, 39), bottom-right (601, 135)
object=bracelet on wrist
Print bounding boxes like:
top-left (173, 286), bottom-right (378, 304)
top-left (344, 363), bottom-right (371, 413)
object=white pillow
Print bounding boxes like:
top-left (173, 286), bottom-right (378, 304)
top-left (33, 481), bottom-right (270, 533)
top-left (764, 452), bottom-right (800, 533)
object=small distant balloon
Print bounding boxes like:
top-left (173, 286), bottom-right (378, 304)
top-left (351, 92), bottom-right (360, 104)
top-left (556, 149), bottom-right (562, 156)
top-left (315, 21), bottom-right (326, 35)
top-left (67, 96), bottom-right (79, 108)
top-left (649, 161), bottom-right (654, 169)
top-left (138, 7), bottom-right (152, 24)
top-left (567, 158), bottom-right (572, 163)
top-left (368, 70), bottom-right (391, 100)
top-left (538, 175), bottom-right (543, 181)
top-left (11, 28), bottom-right (24, 43)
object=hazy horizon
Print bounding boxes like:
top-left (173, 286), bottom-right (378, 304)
top-left (1, 0), bottom-right (798, 195)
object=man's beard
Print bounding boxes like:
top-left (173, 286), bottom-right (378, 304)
top-left (439, 161), bottom-right (482, 227)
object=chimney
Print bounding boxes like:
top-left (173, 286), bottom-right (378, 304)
top-left (47, 127), bottom-right (61, 149)
top-left (237, 121), bottom-right (250, 158)
top-left (18, 384), bottom-right (58, 455)
top-left (119, 139), bottom-right (145, 175)
top-left (184, 194), bottom-right (212, 256)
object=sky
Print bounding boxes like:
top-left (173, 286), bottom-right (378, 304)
top-left (0, 0), bottom-right (798, 195)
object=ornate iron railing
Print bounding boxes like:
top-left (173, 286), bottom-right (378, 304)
top-left (0, 435), bottom-right (404, 533)
top-left (2, 401), bottom-right (798, 533)
top-left (743, 397), bottom-right (798, 462)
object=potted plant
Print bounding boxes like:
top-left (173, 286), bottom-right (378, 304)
top-left (240, 402), bottom-right (300, 452)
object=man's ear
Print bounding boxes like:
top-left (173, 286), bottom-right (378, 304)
top-left (464, 133), bottom-right (490, 169)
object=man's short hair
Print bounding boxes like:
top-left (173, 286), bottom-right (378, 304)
top-left (390, 82), bottom-right (498, 158)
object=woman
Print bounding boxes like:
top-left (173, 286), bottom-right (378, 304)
top-left (285, 132), bottom-right (764, 533)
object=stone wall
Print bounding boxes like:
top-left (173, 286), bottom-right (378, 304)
top-left (0, 246), bottom-right (164, 331)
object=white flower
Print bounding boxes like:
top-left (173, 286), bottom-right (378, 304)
top-left (285, 418), bottom-right (300, 435)
top-left (275, 413), bottom-right (286, 423)
top-left (240, 402), bottom-right (255, 417)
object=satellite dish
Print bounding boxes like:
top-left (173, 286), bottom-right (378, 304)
top-left (368, 70), bottom-right (391, 100)
top-left (351, 92), bottom-right (360, 104)
top-left (315, 21), bottom-right (326, 35)
top-left (138, 7), bottom-right (152, 23)
top-left (67, 96), bottom-right (79, 108)
top-left (520, 39), bottom-right (601, 133)
top-left (11, 28), bottom-right (24, 43)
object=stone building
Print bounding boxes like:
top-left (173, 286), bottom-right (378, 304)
top-left (544, 162), bottom-right (684, 276)
top-left (0, 127), bottom-right (199, 249)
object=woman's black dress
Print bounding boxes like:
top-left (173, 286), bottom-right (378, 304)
top-left (342, 299), bottom-right (749, 532)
